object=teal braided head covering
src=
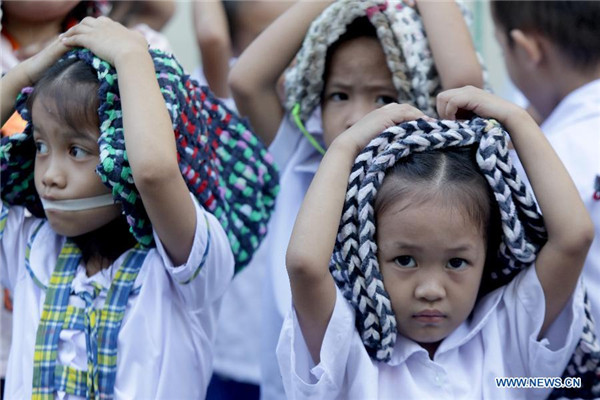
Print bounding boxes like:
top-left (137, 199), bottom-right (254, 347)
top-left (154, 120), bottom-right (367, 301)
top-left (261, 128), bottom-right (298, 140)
top-left (0, 48), bottom-right (279, 273)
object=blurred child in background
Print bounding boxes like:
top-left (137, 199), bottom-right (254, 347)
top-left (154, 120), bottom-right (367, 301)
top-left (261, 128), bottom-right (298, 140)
top-left (491, 6), bottom-right (600, 391)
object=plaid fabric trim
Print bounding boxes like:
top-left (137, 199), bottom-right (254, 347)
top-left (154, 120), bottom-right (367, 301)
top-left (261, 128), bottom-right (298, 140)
top-left (25, 220), bottom-right (48, 290)
top-left (55, 364), bottom-right (87, 397)
top-left (63, 305), bottom-right (86, 331)
top-left (179, 213), bottom-right (211, 285)
top-left (31, 240), bottom-right (148, 399)
top-left (78, 283), bottom-right (103, 398)
top-left (32, 239), bottom-right (82, 400)
top-left (97, 245), bottom-right (147, 399)
top-left (0, 203), bottom-right (8, 240)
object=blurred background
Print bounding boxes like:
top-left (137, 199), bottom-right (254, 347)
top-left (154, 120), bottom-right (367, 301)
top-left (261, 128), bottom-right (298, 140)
top-left (161, 1), bottom-right (522, 103)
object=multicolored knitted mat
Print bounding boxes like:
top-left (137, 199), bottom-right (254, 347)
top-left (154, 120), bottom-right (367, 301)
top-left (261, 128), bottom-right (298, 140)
top-left (0, 48), bottom-right (279, 273)
top-left (330, 118), bottom-right (599, 398)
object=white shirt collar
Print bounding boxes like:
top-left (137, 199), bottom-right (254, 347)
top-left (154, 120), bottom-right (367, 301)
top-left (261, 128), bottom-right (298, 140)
top-left (388, 286), bottom-right (505, 365)
top-left (541, 79), bottom-right (600, 136)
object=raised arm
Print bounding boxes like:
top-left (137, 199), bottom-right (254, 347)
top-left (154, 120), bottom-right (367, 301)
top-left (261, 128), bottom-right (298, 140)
top-left (193, 0), bottom-right (232, 98)
top-left (416, 0), bottom-right (484, 89)
top-left (287, 103), bottom-right (426, 363)
top-left (61, 17), bottom-right (196, 266)
top-left (1, 38), bottom-right (69, 126)
top-left (228, 1), bottom-right (332, 146)
top-left (437, 86), bottom-right (594, 335)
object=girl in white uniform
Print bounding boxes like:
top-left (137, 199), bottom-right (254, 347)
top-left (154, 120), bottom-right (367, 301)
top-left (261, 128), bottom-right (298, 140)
top-left (279, 88), bottom-right (595, 399)
top-left (0, 16), bottom-right (277, 399)
top-left (229, 2), bottom-right (485, 396)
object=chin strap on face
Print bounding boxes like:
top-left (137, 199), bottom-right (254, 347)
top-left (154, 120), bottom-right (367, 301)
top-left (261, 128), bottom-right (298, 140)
top-left (292, 103), bottom-right (326, 156)
top-left (40, 193), bottom-right (116, 211)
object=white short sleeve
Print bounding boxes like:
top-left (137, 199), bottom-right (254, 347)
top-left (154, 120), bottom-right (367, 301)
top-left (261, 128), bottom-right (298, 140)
top-left (498, 266), bottom-right (585, 378)
top-left (152, 194), bottom-right (234, 311)
top-left (277, 287), bottom-right (377, 400)
top-left (0, 204), bottom-right (41, 290)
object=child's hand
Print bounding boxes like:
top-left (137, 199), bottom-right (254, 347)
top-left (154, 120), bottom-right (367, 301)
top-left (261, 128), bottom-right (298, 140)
top-left (60, 16), bottom-right (148, 67)
top-left (437, 86), bottom-right (523, 124)
top-left (17, 37), bottom-right (71, 86)
top-left (334, 103), bottom-right (427, 155)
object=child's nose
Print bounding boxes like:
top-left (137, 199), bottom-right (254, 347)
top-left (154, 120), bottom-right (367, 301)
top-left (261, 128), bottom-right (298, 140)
top-left (414, 276), bottom-right (446, 302)
top-left (41, 157), bottom-right (67, 189)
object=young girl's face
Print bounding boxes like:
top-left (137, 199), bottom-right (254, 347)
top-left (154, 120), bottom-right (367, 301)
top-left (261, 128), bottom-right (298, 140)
top-left (321, 36), bottom-right (397, 146)
top-left (376, 194), bottom-right (487, 356)
top-left (32, 95), bottom-right (121, 237)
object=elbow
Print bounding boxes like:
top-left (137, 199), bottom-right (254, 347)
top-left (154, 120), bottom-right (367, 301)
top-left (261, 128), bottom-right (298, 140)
top-left (577, 219), bottom-right (596, 254)
top-left (286, 246), bottom-right (323, 283)
top-left (132, 159), bottom-right (180, 190)
top-left (228, 64), bottom-right (253, 102)
top-left (554, 217), bottom-right (595, 259)
top-left (197, 30), bottom-right (230, 52)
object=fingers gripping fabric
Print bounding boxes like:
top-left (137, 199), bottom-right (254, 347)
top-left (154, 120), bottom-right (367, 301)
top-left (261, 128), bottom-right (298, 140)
top-left (0, 49), bottom-right (279, 273)
top-left (330, 118), bottom-right (599, 398)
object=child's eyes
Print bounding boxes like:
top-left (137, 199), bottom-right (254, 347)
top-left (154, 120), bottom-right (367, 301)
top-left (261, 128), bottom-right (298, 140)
top-left (328, 92), bottom-right (349, 102)
top-left (447, 258), bottom-right (468, 270)
top-left (35, 141), bottom-right (48, 155)
top-left (70, 146), bottom-right (90, 159)
top-left (394, 255), bottom-right (417, 268)
top-left (376, 95), bottom-right (396, 105)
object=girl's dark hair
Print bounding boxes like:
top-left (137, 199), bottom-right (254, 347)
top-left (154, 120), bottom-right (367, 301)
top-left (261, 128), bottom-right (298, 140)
top-left (28, 57), bottom-right (137, 266)
top-left (26, 57), bottom-right (100, 132)
top-left (374, 147), bottom-right (502, 298)
top-left (491, 1), bottom-right (600, 70)
top-left (322, 16), bottom-right (380, 94)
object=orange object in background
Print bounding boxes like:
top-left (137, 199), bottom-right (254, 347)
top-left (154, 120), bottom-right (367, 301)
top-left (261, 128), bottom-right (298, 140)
top-left (3, 288), bottom-right (12, 312)
top-left (1, 111), bottom-right (27, 137)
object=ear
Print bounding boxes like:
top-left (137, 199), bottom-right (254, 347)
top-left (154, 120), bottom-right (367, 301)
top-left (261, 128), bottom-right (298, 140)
top-left (509, 29), bottom-right (543, 66)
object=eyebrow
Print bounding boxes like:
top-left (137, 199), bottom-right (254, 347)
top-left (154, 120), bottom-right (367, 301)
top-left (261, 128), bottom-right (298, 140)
top-left (390, 242), bottom-right (476, 253)
top-left (326, 81), bottom-right (396, 92)
top-left (34, 127), bottom-right (98, 144)
top-left (63, 129), bottom-right (98, 144)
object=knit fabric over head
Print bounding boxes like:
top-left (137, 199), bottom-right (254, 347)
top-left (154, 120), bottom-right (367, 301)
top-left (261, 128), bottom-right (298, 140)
top-left (0, 48), bottom-right (279, 273)
top-left (284, 0), bottom-right (485, 125)
top-left (330, 117), bottom-right (600, 398)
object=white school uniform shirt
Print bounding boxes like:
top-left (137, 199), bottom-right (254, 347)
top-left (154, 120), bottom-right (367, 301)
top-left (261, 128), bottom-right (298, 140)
top-left (277, 266), bottom-right (585, 400)
top-left (260, 110), bottom-right (323, 400)
top-left (510, 79), bottom-right (600, 337)
top-left (0, 194), bottom-right (234, 399)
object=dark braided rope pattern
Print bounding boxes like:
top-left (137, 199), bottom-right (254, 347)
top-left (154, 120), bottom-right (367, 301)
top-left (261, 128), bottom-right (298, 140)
top-left (0, 48), bottom-right (279, 273)
top-left (330, 117), bottom-right (599, 397)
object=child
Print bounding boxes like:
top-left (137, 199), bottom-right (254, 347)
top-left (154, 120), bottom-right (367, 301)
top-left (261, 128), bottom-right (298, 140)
top-left (229, 1), bottom-right (483, 397)
top-left (491, 1), bottom-right (600, 374)
top-left (279, 87), bottom-right (595, 399)
top-left (0, 16), bottom-right (277, 399)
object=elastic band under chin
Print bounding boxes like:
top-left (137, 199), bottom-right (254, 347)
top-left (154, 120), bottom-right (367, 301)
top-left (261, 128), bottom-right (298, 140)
top-left (41, 193), bottom-right (116, 211)
top-left (292, 103), bottom-right (326, 156)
